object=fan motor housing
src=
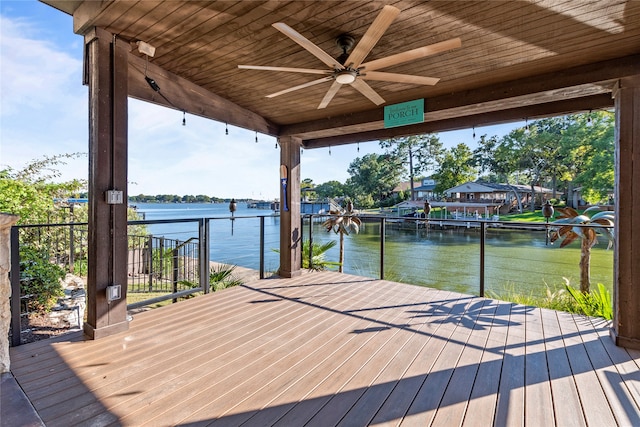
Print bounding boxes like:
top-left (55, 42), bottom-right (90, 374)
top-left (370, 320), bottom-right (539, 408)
top-left (336, 34), bottom-right (355, 65)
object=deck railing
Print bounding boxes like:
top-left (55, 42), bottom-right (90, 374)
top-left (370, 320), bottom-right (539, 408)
top-left (9, 213), bottom-right (613, 346)
top-left (302, 214), bottom-right (614, 300)
top-left (9, 216), bottom-right (272, 345)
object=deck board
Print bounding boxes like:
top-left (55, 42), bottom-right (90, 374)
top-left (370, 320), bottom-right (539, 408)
top-left (539, 308), bottom-right (587, 427)
top-left (573, 315), bottom-right (640, 426)
top-left (494, 303), bottom-right (527, 427)
top-left (524, 307), bottom-right (555, 426)
top-left (7, 271), bottom-right (640, 426)
top-left (461, 300), bottom-right (511, 427)
top-left (557, 311), bottom-right (618, 426)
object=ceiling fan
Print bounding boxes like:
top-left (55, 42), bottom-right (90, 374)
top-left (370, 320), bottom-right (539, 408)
top-left (238, 5), bottom-right (461, 109)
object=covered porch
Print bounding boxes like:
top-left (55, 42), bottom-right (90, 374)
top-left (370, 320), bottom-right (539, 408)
top-left (9, 0), bottom-right (637, 369)
top-left (8, 271), bottom-right (640, 426)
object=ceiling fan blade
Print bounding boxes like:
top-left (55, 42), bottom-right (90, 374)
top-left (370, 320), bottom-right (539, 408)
top-left (238, 65), bottom-right (332, 75)
top-left (266, 76), bottom-right (333, 98)
top-left (361, 38), bottom-right (462, 71)
top-left (318, 81), bottom-right (342, 109)
top-left (345, 5), bottom-right (400, 68)
top-left (361, 71), bottom-right (440, 85)
top-left (272, 22), bottom-right (343, 69)
top-left (351, 79), bottom-right (385, 105)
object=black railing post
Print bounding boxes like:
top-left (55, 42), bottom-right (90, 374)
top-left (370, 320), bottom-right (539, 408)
top-left (147, 235), bottom-right (153, 292)
top-left (172, 246), bottom-right (179, 303)
top-left (308, 214), bottom-right (314, 269)
top-left (10, 226), bottom-right (21, 347)
top-left (200, 218), bottom-right (210, 293)
top-left (380, 217), bottom-right (386, 280)
top-left (480, 221), bottom-right (486, 297)
top-left (259, 216), bottom-right (265, 279)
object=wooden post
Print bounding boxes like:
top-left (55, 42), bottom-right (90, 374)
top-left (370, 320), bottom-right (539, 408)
top-left (83, 28), bottom-right (129, 339)
top-left (279, 136), bottom-right (302, 277)
top-left (611, 75), bottom-right (640, 349)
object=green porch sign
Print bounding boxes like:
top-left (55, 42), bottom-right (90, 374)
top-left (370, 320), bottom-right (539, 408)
top-left (384, 99), bottom-right (424, 128)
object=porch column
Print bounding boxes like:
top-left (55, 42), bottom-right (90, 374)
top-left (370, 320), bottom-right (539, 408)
top-left (279, 136), bottom-right (302, 278)
top-left (611, 75), bottom-right (640, 349)
top-left (84, 28), bottom-right (129, 339)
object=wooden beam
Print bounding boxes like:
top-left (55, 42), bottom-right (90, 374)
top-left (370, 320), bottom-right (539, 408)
top-left (127, 52), bottom-right (280, 137)
top-left (279, 136), bottom-right (302, 278)
top-left (73, 0), bottom-right (116, 35)
top-left (280, 55), bottom-right (640, 140)
top-left (611, 74), bottom-right (640, 350)
top-left (84, 27), bottom-right (129, 339)
top-left (301, 93), bottom-right (613, 148)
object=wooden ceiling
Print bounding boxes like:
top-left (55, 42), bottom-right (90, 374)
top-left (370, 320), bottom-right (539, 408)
top-left (43, 1), bottom-right (640, 148)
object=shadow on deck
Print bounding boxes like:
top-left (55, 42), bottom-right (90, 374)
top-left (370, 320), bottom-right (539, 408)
top-left (7, 271), bottom-right (640, 426)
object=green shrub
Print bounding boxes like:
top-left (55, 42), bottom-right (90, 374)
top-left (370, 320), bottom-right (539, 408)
top-left (210, 264), bottom-right (242, 291)
top-left (302, 240), bottom-right (340, 271)
top-left (73, 257), bottom-right (88, 276)
top-left (565, 281), bottom-right (612, 320)
top-left (488, 279), bottom-right (613, 320)
top-left (19, 246), bottom-right (65, 311)
top-left (487, 283), bottom-right (579, 313)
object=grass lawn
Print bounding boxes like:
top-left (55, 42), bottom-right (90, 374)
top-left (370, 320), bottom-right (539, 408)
top-left (500, 210), bottom-right (550, 222)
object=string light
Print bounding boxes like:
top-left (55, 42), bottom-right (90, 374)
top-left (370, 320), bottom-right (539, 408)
top-left (182, 111), bottom-right (186, 126)
top-left (255, 131), bottom-right (258, 143)
top-left (357, 142), bottom-right (360, 153)
top-left (329, 146), bottom-right (332, 156)
top-left (524, 118), bottom-right (530, 134)
top-left (472, 126), bottom-right (476, 140)
top-left (225, 122), bottom-right (229, 135)
top-left (587, 110), bottom-right (593, 126)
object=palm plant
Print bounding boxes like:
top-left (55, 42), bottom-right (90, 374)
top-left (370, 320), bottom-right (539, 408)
top-left (550, 206), bottom-right (614, 293)
top-left (209, 264), bottom-right (243, 291)
top-left (322, 200), bottom-right (362, 273)
top-left (302, 240), bottom-right (341, 271)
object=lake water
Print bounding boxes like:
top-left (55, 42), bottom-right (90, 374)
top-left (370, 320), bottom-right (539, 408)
top-left (135, 203), bottom-right (614, 298)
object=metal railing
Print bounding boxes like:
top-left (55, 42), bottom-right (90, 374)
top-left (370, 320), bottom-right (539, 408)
top-left (9, 212), bottom-right (613, 346)
top-left (302, 213), bottom-right (614, 300)
top-left (9, 215), bottom-right (272, 345)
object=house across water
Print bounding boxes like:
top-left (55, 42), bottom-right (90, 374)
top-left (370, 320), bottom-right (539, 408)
top-left (444, 181), bottom-right (554, 214)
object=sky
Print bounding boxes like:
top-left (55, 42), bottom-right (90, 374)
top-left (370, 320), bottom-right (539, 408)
top-left (0, 1), bottom-right (523, 200)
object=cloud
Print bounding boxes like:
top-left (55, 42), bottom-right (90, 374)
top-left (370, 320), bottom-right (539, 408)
top-left (0, 16), bottom-right (84, 115)
top-left (0, 14), bottom-right (87, 179)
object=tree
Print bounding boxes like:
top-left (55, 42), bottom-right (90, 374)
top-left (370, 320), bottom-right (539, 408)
top-left (550, 206), bottom-right (614, 293)
top-left (322, 201), bottom-right (362, 273)
top-left (315, 180), bottom-right (345, 199)
top-left (346, 153), bottom-right (403, 206)
top-left (563, 111), bottom-right (615, 204)
top-left (379, 134), bottom-right (443, 200)
top-left (0, 153), bottom-right (86, 225)
top-left (0, 154), bottom-right (87, 312)
top-left (473, 134), bottom-right (525, 212)
top-left (500, 126), bottom-right (548, 212)
top-left (301, 178), bottom-right (316, 200)
top-left (433, 143), bottom-right (477, 195)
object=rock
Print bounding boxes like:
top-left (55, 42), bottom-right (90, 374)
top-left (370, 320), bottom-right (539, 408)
top-left (46, 274), bottom-right (86, 330)
top-left (0, 213), bottom-right (20, 373)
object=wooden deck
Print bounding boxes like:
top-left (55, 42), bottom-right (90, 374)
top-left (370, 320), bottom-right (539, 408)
top-left (8, 271), bottom-right (640, 426)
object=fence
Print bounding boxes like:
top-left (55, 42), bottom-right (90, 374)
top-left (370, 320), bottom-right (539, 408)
top-left (9, 213), bottom-right (613, 346)
top-left (302, 214), bottom-right (614, 300)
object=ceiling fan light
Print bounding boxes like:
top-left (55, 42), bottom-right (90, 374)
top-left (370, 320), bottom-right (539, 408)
top-left (336, 70), bottom-right (357, 84)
